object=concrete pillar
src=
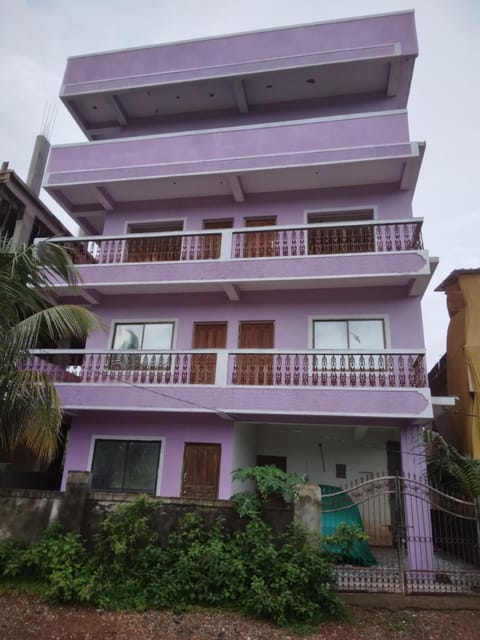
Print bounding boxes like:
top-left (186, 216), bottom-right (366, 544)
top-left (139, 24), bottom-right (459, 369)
top-left (26, 134), bottom-right (50, 197)
top-left (59, 471), bottom-right (90, 533)
top-left (12, 212), bottom-right (34, 246)
top-left (400, 423), bottom-right (435, 574)
top-left (294, 483), bottom-right (322, 535)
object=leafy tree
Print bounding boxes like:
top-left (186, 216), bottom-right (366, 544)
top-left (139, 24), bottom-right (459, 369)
top-left (0, 234), bottom-right (100, 461)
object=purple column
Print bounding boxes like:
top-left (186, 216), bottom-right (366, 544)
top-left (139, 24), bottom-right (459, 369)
top-left (400, 422), bottom-right (435, 576)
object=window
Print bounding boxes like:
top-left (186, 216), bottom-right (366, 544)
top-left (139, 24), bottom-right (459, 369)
top-left (110, 322), bottom-right (174, 370)
top-left (335, 463), bottom-right (347, 479)
top-left (313, 319), bottom-right (385, 350)
top-left (91, 439), bottom-right (161, 493)
top-left (307, 210), bottom-right (375, 255)
top-left (112, 322), bottom-right (174, 351)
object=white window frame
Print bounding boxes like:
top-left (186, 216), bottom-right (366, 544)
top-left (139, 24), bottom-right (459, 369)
top-left (123, 217), bottom-right (187, 234)
top-left (303, 205), bottom-right (378, 224)
top-left (308, 314), bottom-right (391, 350)
top-left (108, 318), bottom-right (178, 351)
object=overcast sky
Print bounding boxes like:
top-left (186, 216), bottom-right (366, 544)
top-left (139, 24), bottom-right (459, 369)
top-left (1, 0), bottom-right (479, 367)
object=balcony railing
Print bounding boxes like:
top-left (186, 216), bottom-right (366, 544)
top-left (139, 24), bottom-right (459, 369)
top-left (27, 349), bottom-right (427, 389)
top-left (45, 219), bottom-right (423, 266)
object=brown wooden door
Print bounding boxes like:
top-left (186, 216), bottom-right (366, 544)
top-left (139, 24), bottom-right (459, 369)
top-left (243, 216), bottom-right (276, 258)
top-left (237, 321), bottom-right (274, 385)
top-left (202, 219), bottom-right (233, 259)
top-left (181, 443), bottom-right (221, 499)
top-left (190, 322), bottom-right (227, 384)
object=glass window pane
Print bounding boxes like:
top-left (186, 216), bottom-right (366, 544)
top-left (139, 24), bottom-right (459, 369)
top-left (91, 441), bottom-right (127, 490)
top-left (124, 442), bottom-right (161, 492)
top-left (348, 320), bottom-right (385, 349)
top-left (142, 323), bottom-right (174, 350)
top-left (112, 324), bottom-right (143, 350)
top-left (314, 321), bottom-right (348, 349)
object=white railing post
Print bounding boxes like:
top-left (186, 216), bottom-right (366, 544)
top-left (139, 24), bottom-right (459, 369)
top-left (220, 230), bottom-right (233, 260)
top-left (215, 351), bottom-right (229, 386)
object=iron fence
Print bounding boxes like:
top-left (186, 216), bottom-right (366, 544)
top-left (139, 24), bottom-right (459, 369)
top-left (321, 475), bottom-right (480, 595)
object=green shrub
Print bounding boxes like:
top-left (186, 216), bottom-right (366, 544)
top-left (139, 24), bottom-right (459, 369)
top-left (232, 465), bottom-right (305, 503)
top-left (0, 540), bottom-right (29, 578)
top-left (0, 494), bottom-right (352, 628)
top-left (1, 524), bottom-right (89, 601)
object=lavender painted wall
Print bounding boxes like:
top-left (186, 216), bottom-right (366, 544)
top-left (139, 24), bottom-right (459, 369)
top-left (97, 94), bottom-right (409, 140)
top-left (47, 113), bottom-right (409, 180)
top-left (102, 184), bottom-right (414, 235)
top-left (62, 12), bottom-right (417, 92)
top-left (62, 412), bottom-right (234, 499)
top-left (84, 288), bottom-right (425, 351)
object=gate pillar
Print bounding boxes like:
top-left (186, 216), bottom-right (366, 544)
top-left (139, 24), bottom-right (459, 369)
top-left (400, 422), bottom-right (435, 573)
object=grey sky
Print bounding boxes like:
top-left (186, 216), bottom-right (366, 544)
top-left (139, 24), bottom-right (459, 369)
top-left (1, 0), bottom-right (479, 368)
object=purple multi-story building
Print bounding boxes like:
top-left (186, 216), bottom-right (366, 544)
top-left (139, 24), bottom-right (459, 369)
top-left (40, 12), bottom-right (435, 511)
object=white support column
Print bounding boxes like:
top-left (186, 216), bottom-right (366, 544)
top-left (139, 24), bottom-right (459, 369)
top-left (215, 351), bottom-right (229, 386)
top-left (220, 229), bottom-right (233, 259)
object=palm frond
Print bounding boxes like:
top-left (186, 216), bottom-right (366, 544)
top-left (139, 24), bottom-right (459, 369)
top-left (5, 305), bottom-right (102, 356)
top-left (0, 232), bottom-right (100, 462)
top-left (0, 370), bottom-right (63, 460)
top-left (424, 429), bottom-right (480, 498)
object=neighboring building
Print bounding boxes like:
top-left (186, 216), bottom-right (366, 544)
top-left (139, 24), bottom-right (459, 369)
top-left (0, 141), bottom-right (70, 489)
top-left (432, 269), bottom-right (480, 458)
top-left (1, 139), bottom-right (69, 244)
top-left (38, 12), bottom-right (436, 507)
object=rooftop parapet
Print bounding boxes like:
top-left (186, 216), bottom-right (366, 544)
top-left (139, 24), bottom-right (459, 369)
top-left (60, 11), bottom-right (418, 139)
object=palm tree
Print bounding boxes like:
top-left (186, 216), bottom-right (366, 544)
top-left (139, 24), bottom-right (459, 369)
top-left (0, 234), bottom-right (100, 461)
top-left (424, 429), bottom-right (480, 499)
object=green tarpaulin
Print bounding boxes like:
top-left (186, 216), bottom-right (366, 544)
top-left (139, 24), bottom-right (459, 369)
top-left (320, 484), bottom-right (377, 567)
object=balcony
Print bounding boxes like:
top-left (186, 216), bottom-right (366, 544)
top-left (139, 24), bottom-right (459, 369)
top-left (27, 348), bottom-right (431, 421)
top-left (48, 219), bottom-right (432, 298)
top-left (28, 349), bottom-right (427, 387)
top-left (44, 113), bottom-right (423, 227)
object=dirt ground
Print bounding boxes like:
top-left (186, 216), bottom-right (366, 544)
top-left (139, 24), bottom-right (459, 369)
top-left (1, 593), bottom-right (480, 640)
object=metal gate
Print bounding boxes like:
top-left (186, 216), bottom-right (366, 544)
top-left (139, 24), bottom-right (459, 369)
top-left (320, 476), bottom-right (480, 594)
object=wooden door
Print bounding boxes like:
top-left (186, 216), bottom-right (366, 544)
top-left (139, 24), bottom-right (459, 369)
top-left (190, 322), bottom-right (227, 384)
top-left (202, 219), bottom-right (233, 259)
top-left (243, 216), bottom-right (276, 258)
top-left (237, 321), bottom-right (274, 385)
top-left (181, 443), bottom-right (221, 499)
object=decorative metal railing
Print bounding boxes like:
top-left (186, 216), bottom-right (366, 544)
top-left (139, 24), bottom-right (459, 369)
top-left (324, 475), bottom-right (480, 595)
top-left (26, 349), bottom-right (427, 388)
top-left (43, 219), bottom-right (423, 265)
top-left (229, 351), bottom-right (426, 387)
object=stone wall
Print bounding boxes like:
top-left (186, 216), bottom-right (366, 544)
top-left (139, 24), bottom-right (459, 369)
top-left (0, 488), bottom-right (62, 543)
top-left (0, 473), bottom-right (293, 544)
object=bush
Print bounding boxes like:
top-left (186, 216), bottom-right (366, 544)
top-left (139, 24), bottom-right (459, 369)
top-left (0, 495), bottom-right (350, 628)
top-left (232, 465), bottom-right (305, 503)
top-left (1, 524), bottom-right (89, 601)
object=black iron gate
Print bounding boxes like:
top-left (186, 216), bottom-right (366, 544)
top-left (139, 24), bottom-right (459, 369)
top-left (320, 476), bottom-right (480, 594)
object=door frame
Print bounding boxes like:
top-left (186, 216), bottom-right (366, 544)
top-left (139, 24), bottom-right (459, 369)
top-left (238, 320), bottom-right (275, 347)
top-left (181, 442), bottom-right (221, 500)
